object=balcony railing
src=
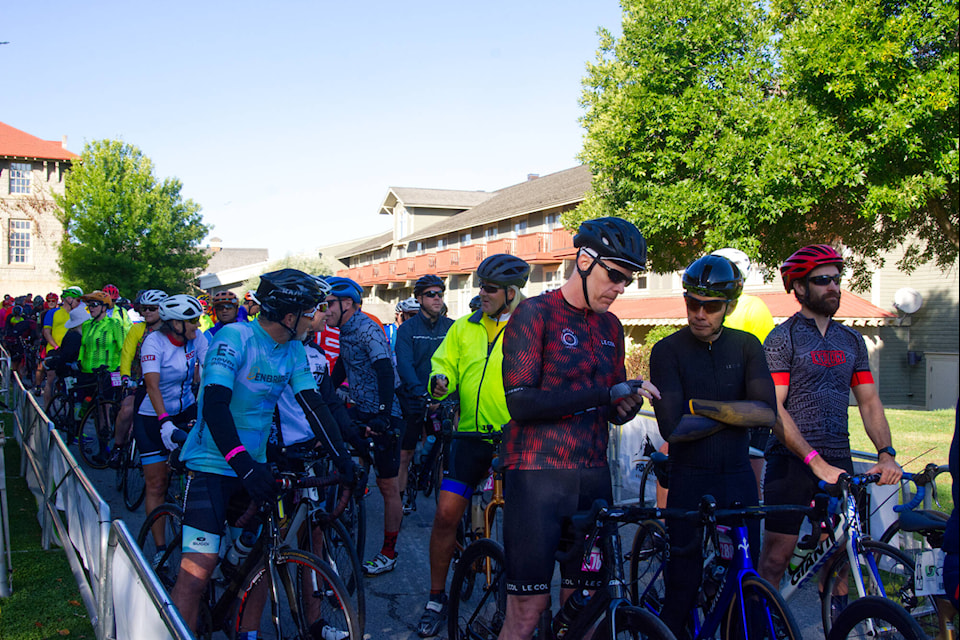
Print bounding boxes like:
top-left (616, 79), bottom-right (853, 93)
top-left (459, 244), bottom-right (487, 271)
top-left (436, 249), bottom-right (461, 274)
top-left (550, 228), bottom-right (576, 259)
top-left (414, 253), bottom-right (437, 274)
top-left (485, 238), bottom-right (516, 256)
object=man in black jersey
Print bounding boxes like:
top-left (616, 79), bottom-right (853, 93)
top-left (649, 254), bottom-right (777, 638)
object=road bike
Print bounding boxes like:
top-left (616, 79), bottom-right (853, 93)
top-left (826, 595), bottom-right (926, 640)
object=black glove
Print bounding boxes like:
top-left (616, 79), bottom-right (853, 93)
top-left (228, 451), bottom-right (276, 504)
top-left (366, 413), bottom-right (391, 435)
top-left (337, 457), bottom-right (367, 490)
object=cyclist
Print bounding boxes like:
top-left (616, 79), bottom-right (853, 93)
top-left (170, 269), bottom-right (358, 634)
top-left (206, 290), bottom-right (241, 339)
top-left (241, 290), bottom-right (260, 322)
top-left (103, 284), bottom-right (132, 333)
top-left (42, 304), bottom-right (88, 381)
top-left (415, 254), bottom-right (528, 637)
top-left (2, 305), bottom-right (34, 380)
top-left (397, 275), bottom-right (453, 516)
top-left (498, 217), bottom-right (656, 639)
top-left (136, 294), bottom-right (208, 562)
top-left (325, 275), bottom-right (405, 575)
top-left (757, 244), bottom-right (902, 617)
top-left (107, 289), bottom-right (167, 468)
top-left (468, 295), bottom-right (481, 314)
top-left (649, 254), bottom-right (776, 637)
top-left (197, 293), bottom-right (215, 332)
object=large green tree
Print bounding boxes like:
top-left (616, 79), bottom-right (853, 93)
top-left (577, 0), bottom-right (958, 285)
top-left (54, 140), bottom-right (210, 294)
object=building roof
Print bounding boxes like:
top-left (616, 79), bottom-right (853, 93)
top-left (610, 290), bottom-right (897, 327)
top-left (399, 165), bottom-right (592, 244)
top-left (0, 121), bottom-right (78, 161)
top-left (379, 187), bottom-right (492, 214)
top-left (336, 229), bottom-right (394, 259)
top-left (203, 247), bottom-right (270, 274)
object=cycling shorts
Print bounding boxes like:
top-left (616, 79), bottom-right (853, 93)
top-left (763, 452), bottom-right (854, 534)
top-left (440, 438), bottom-right (496, 499)
top-left (180, 470), bottom-right (250, 554)
top-left (397, 393), bottom-right (426, 450)
top-left (502, 467), bottom-right (612, 595)
top-left (134, 404), bottom-right (196, 467)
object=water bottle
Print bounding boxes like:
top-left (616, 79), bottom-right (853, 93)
top-left (222, 530), bottom-right (257, 579)
top-left (422, 434), bottom-right (436, 457)
top-left (413, 440), bottom-right (426, 465)
top-left (552, 590), bottom-right (589, 638)
top-left (787, 534), bottom-right (813, 573)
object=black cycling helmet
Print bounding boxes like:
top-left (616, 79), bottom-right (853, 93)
top-left (469, 295), bottom-right (481, 312)
top-left (573, 217), bottom-right (647, 272)
top-left (477, 254), bottom-right (530, 288)
top-left (414, 274), bottom-right (445, 297)
top-left (257, 268), bottom-right (326, 321)
top-left (682, 255), bottom-right (743, 300)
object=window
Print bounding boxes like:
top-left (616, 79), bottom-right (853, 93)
top-left (10, 163), bottom-right (31, 194)
top-left (416, 241), bottom-right (424, 254)
top-left (485, 227), bottom-right (498, 240)
top-left (515, 219), bottom-right (528, 235)
top-left (545, 213), bottom-right (559, 230)
top-left (9, 220), bottom-right (31, 264)
top-left (437, 237), bottom-right (447, 250)
top-left (460, 231), bottom-right (472, 246)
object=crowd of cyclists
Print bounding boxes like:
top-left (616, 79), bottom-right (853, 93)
top-left (3, 215), bottom-right (957, 640)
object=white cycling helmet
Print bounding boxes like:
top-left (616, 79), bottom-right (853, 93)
top-left (711, 248), bottom-right (752, 280)
top-left (137, 289), bottom-right (168, 306)
top-left (159, 294), bottom-right (204, 321)
top-left (396, 297), bottom-right (420, 314)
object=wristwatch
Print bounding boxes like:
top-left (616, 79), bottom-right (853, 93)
top-left (877, 446), bottom-right (896, 458)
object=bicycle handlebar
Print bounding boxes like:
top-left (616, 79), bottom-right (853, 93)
top-left (893, 463), bottom-right (947, 513)
top-left (817, 472), bottom-right (882, 498)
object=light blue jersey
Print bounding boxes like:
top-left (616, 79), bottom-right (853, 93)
top-left (180, 321), bottom-right (316, 475)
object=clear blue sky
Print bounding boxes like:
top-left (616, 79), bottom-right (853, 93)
top-left (2, 1), bottom-right (623, 260)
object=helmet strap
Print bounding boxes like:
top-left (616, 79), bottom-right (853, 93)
top-left (576, 250), bottom-right (599, 311)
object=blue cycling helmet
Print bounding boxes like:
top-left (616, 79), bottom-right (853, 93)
top-left (326, 276), bottom-right (363, 304)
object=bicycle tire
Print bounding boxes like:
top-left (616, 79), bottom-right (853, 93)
top-left (448, 538), bottom-right (507, 640)
top-left (123, 441), bottom-right (146, 511)
top-left (78, 399), bottom-right (118, 469)
top-left (137, 503), bottom-right (184, 593)
top-left (604, 604), bottom-right (676, 640)
top-left (638, 457), bottom-right (657, 508)
top-left (232, 548), bottom-right (360, 640)
top-left (628, 519), bottom-right (668, 612)
top-left (724, 574), bottom-right (801, 640)
top-left (293, 512), bottom-right (366, 634)
top-left (328, 484), bottom-right (366, 561)
top-left (827, 595), bottom-right (926, 640)
top-left (821, 538), bottom-right (938, 637)
top-left (879, 511), bottom-right (948, 562)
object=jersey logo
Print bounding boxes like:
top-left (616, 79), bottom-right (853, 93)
top-left (600, 339), bottom-right (615, 348)
top-left (811, 350), bottom-right (846, 367)
top-left (561, 328), bottom-right (578, 347)
top-left (141, 354), bottom-right (156, 362)
top-left (246, 366), bottom-right (290, 385)
top-left (214, 343), bottom-right (238, 359)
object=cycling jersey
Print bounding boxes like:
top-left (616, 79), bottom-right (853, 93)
top-left (764, 312), bottom-right (873, 459)
top-left (430, 310), bottom-right (511, 433)
top-left (179, 321), bottom-right (315, 475)
top-left (78, 316), bottom-right (125, 373)
top-left (119, 322), bottom-right (155, 378)
top-left (385, 323), bottom-right (398, 352)
top-left (44, 307), bottom-right (68, 350)
top-left (396, 311), bottom-right (454, 398)
top-left (501, 289), bottom-right (626, 470)
top-left (274, 340), bottom-right (334, 447)
top-left (137, 330), bottom-right (208, 417)
top-left (725, 293), bottom-right (774, 344)
top-left (336, 310), bottom-right (401, 417)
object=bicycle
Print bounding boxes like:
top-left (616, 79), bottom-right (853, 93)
top-left (403, 396), bottom-right (457, 512)
top-left (826, 595), bottom-right (926, 640)
top-left (138, 473), bottom-right (361, 639)
top-left (75, 366), bottom-right (122, 469)
top-left (631, 496), bottom-right (805, 639)
top-left (112, 382), bottom-right (145, 511)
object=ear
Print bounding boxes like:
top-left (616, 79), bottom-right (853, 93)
top-left (506, 287), bottom-right (516, 303)
top-left (576, 250), bottom-right (593, 271)
top-left (725, 299), bottom-right (739, 317)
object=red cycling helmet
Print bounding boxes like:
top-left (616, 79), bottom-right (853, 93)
top-left (780, 244), bottom-right (844, 292)
top-left (46, 292), bottom-right (59, 302)
top-left (103, 284), bottom-right (120, 300)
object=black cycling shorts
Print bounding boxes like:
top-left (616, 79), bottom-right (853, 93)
top-left (440, 438), bottom-right (497, 498)
top-left (397, 393), bottom-right (426, 451)
top-left (503, 467), bottom-right (612, 595)
top-left (763, 453), bottom-right (854, 534)
top-left (133, 404), bottom-right (197, 466)
top-left (180, 470), bottom-right (251, 554)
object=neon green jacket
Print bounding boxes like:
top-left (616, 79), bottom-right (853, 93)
top-left (430, 311), bottom-right (511, 432)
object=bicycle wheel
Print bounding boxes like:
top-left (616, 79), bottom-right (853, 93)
top-left (827, 595), bottom-right (926, 640)
top-left (605, 604), bottom-right (676, 640)
top-left (233, 549), bottom-right (360, 640)
top-left (628, 519), bottom-right (668, 612)
top-left (295, 513), bottom-right (366, 634)
top-left (821, 539), bottom-right (937, 637)
top-left (46, 389), bottom-right (74, 436)
top-left (724, 574), bottom-right (801, 640)
top-left (123, 441), bottom-right (146, 511)
top-left (78, 399), bottom-right (118, 469)
top-left (448, 538), bottom-right (507, 640)
top-left (137, 503), bottom-right (184, 592)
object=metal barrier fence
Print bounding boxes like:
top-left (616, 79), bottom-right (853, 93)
top-left (0, 346), bottom-right (191, 640)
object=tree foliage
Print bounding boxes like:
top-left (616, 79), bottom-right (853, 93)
top-left (239, 254), bottom-right (332, 294)
top-left (577, 0), bottom-right (958, 286)
top-left (54, 140), bottom-right (210, 295)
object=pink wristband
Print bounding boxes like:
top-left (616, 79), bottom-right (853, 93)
top-left (157, 413), bottom-right (170, 422)
top-left (225, 446), bottom-right (246, 462)
top-left (803, 450), bottom-right (819, 466)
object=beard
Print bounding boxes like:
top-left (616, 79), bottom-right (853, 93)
top-left (806, 288), bottom-right (841, 317)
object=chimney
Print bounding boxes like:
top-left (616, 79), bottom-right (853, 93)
top-left (61, 135), bottom-right (68, 149)
top-left (527, 174), bottom-right (539, 181)
top-left (209, 236), bottom-right (223, 253)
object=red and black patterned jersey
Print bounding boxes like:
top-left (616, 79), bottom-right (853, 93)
top-left (764, 312), bottom-right (874, 459)
top-left (501, 289), bottom-right (626, 471)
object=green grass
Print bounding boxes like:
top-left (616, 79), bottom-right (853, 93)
top-left (1, 413), bottom-right (95, 639)
top-left (847, 406), bottom-right (955, 514)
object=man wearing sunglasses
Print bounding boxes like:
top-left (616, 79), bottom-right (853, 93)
top-left (648, 254), bottom-right (777, 637)
top-left (497, 218), bottom-right (658, 640)
top-left (206, 290), bottom-right (241, 339)
top-left (758, 245), bottom-right (901, 616)
top-left (77, 290), bottom-right (126, 385)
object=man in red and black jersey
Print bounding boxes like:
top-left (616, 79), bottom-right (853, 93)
top-left (498, 217), bottom-right (659, 639)
top-left (757, 244), bottom-right (901, 613)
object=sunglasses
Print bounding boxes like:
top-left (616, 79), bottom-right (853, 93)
top-left (421, 290), bottom-right (443, 299)
top-left (140, 305), bottom-right (159, 312)
top-left (594, 259), bottom-right (634, 286)
top-left (807, 274), bottom-right (842, 287)
top-left (185, 317), bottom-right (201, 325)
top-left (479, 283), bottom-right (503, 294)
top-left (86, 302), bottom-right (103, 309)
top-left (301, 301), bottom-right (329, 319)
top-left (214, 303), bottom-right (237, 310)
top-left (684, 293), bottom-right (728, 314)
